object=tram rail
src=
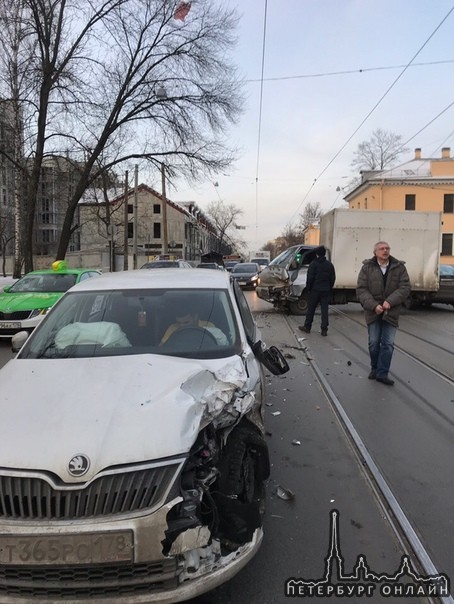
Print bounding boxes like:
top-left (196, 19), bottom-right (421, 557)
top-left (285, 310), bottom-right (454, 603)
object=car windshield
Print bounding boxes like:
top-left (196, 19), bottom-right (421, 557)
top-left (141, 261), bottom-right (178, 268)
top-left (233, 264), bottom-right (257, 273)
top-left (268, 246), bottom-right (301, 267)
top-left (19, 288), bottom-right (241, 360)
top-left (269, 245), bottom-right (317, 268)
top-left (9, 273), bottom-right (77, 293)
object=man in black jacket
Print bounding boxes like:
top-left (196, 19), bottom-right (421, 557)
top-left (299, 246), bottom-right (336, 336)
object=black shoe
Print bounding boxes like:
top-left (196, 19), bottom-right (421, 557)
top-left (368, 370), bottom-right (376, 380)
top-left (299, 326), bottom-right (311, 333)
top-left (321, 329), bottom-right (327, 336)
top-left (376, 376), bottom-right (394, 386)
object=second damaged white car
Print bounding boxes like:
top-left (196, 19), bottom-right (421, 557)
top-left (1, 268), bottom-right (288, 603)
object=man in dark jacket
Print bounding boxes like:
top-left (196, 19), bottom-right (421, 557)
top-left (299, 246), bottom-right (336, 336)
top-left (356, 241), bottom-right (410, 386)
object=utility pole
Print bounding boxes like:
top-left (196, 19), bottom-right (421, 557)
top-left (161, 163), bottom-right (168, 254)
top-left (133, 165), bottom-right (138, 269)
top-left (123, 170), bottom-right (129, 270)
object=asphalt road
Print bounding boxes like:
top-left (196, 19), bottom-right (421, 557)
top-left (0, 294), bottom-right (452, 603)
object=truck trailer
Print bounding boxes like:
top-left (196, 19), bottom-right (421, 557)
top-left (256, 209), bottom-right (442, 314)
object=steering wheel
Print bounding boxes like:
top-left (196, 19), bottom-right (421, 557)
top-left (164, 326), bottom-right (218, 350)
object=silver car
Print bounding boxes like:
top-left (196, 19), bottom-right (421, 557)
top-left (1, 268), bottom-right (288, 603)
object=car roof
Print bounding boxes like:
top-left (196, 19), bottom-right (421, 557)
top-left (70, 268), bottom-right (231, 292)
top-left (141, 261), bottom-right (179, 267)
top-left (22, 268), bottom-right (95, 276)
top-left (234, 263), bottom-right (258, 269)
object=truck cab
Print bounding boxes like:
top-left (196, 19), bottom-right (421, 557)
top-left (256, 245), bottom-right (318, 314)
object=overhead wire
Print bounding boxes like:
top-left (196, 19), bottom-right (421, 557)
top-left (351, 98), bottom-right (454, 183)
top-left (254, 0), bottom-right (268, 247)
top-left (287, 4), bottom-right (454, 226)
top-left (245, 59), bottom-right (454, 83)
top-left (430, 127), bottom-right (454, 156)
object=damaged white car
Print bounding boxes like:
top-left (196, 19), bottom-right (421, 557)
top-left (256, 244), bottom-right (318, 315)
top-left (0, 268), bottom-right (289, 603)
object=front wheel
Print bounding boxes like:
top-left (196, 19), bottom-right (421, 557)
top-left (289, 292), bottom-right (308, 315)
top-left (215, 423), bottom-right (269, 545)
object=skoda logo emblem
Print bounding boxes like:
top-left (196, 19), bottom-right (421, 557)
top-left (68, 454), bottom-right (90, 477)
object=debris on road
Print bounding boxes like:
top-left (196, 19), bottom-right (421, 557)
top-left (276, 486), bottom-right (295, 501)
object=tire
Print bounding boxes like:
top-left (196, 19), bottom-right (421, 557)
top-left (404, 297), bottom-right (420, 310)
top-left (218, 426), bottom-right (270, 497)
top-left (289, 292), bottom-right (308, 315)
top-left (215, 424), bottom-right (269, 544)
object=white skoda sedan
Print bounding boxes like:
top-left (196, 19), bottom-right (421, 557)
top-left (0, 269), bottom-right (288, 603)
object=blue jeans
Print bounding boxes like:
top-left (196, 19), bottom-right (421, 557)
top-left (367, 319), bottom-right (397, 378)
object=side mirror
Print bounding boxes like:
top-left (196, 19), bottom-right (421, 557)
top-left (3, 285), bottom-right (11, 293)
top-left (252, 341), bottom-right (290, 375)
top-left (11, 331), bottom-right (29, 353)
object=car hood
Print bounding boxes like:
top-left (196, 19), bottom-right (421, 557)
top-left (0, 292), bottom-right (61, 311)
top-left (258, 265), bottom-right (290, 287)
top-left (0, 354), bottom-right (256, 482)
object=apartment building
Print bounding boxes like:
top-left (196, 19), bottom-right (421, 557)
top-left (79, 184), bottom-right (219, 264)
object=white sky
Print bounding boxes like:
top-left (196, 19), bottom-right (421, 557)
top-left (170, 0), bottom-right (454, 252)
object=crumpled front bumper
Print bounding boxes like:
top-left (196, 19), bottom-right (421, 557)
top-left (0, 520), bottom-right (263, 604)
top-left (256, 284), bottom-right (289, 304)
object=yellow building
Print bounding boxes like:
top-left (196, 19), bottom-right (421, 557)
top-left (303, 222), bottom-right (320, 245)
top-left (344, 147), bottom-right (454, 264)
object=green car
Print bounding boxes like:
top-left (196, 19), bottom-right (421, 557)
top-left (0, 262), bottom-right (101, 338)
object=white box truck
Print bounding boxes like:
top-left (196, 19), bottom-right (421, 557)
top-left (248, 250), bottom-right (271, 267)
top-left (256, 209), bottom-right (442, 314)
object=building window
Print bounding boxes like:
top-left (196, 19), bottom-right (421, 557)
top-left (153, 204), bottom-right (161, 214)
top-left (40, 229), bottom-right (56, 243)
top-left (405, 194), bottom-right (415, 211)
top-left (153, 222), bottom-right (161, 238)
top-left (444, 194), bottom-right (454, 213)
top-left (441, 233), bottom-right (453, 256)
top-left (128, 223), bottom-right (133, 238)
top-left (128, 203), bottom-right (133, 214)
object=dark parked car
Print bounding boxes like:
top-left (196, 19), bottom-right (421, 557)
top-left (225, 261), bottom-right (242, 272)
top-left (428, 264), bottom-right (454, 307)
top-left (231, 263), bottom-right (261, 289)
top-left (197, 262), bottom-right (224, 270)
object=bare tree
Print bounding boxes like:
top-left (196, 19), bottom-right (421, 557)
top-left (205, 200), bottom-right (244, 254)
top-left (0, 213), bottom-right (15, 276)
top-left (0, 0), bottom-right (36, 276)
top-left (0, 0), bottom-right (244, 271)
top-left (298, 201), bottom-right (321, 231)
top-left (351, 129), bottom-right (409, 171)
top-left (263, 224), bottom-right (304, 258)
